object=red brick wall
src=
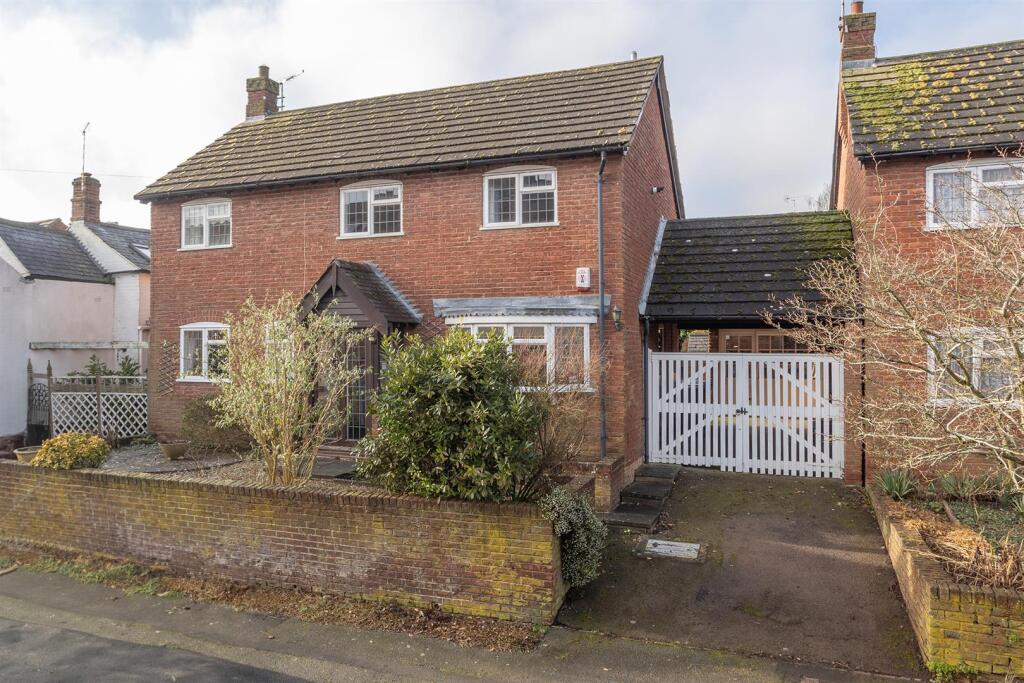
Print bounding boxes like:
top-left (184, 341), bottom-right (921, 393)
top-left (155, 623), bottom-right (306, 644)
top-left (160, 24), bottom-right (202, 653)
top-left (147, 91), bottom-right (679, 511)
top-left (0, 462), bottom-right (564, 623)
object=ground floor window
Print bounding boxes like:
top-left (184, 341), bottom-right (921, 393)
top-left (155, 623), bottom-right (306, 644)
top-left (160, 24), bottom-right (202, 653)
top-left (928, 329), bottom-right (1014, 402)
top-left (453, 318), bottom-right (592, 390)
top-left (720, 329), bottom-right (807, 354)
top-left (179, 323), bottom-right (229, 381)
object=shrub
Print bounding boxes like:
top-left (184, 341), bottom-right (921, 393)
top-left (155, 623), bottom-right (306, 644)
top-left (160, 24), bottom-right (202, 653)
top-left (539, 487), bottom-right (607, 588)
top-left (181, 397), bottom-right (251, 453)
top-left (1011, 494), bottom-right (1024, 519)
top-left (356, 329), bottom-right (540, 501)
top-left (31, 433), bottom-right (110, 470)
top-left (938, 472), bottom-right (1006, 502)
top-left (877, 468), bottom-right (916, 501)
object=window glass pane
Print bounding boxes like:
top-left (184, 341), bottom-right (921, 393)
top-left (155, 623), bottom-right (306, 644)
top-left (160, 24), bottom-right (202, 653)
top-left (553, 326), bottom-right (585, 385)
top-left (344, 190), bottom-right (369, 233)
top-left (487, 176), bottom-right (517, 223)
top-left (513, 326), bottom-right (545, 340)
top-left (933, 339), bottom-right (973, 399)
top-left (207, 329), bottom-right (227, 343)
top-left (723, 334), bottom-right (753, 353)
top-left (207, 341), bottom-right (227, 378)
top-left (514, 344), bottom-right (548, 386)
top-left (346, 338), bottom-right (370, 441)
top-left (183, 206), bottom-right (204, 246)
top-left (372, 186), bottom-right (400, 202)
top-left (981, 166), bottom-right (1023, 183)
top-left (373, 203), bottom-right (402, 234)
top-left (521, 189), bottom-right (555, 224)
top-left (208, 215), bottom-right (231, 246)
top-left (522, 172), bottom-right (553, 188)
top-left (475, 326), bottom-right (505, 339)
top-left (932, 170), bottom-right (970, 224)
top-left (979, 183), bottom-right (1024, 223)
top-left (182, 330), bottom-right (203, 376)
top-left (978, 339), bottom-right (1013, 398)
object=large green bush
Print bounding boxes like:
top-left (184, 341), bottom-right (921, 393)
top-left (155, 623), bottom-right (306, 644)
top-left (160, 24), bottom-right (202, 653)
top-left (356, 329), bottom-right (540, 501)
top-left (539, 487), bottom-right (607, 588)
top-left (181, 396), bottom-right (252, 453)
top-left (32, 432), bottom-right (110, 470)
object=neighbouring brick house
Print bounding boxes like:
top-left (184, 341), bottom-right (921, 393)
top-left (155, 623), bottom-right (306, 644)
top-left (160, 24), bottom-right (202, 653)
top-left (832, 2), bottom-right (1024, 480)
top-left (137, 57), bottom-right (682, 510)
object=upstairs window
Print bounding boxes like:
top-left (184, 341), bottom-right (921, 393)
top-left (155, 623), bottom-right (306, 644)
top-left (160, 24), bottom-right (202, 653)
top-left (483, 168), bottom-right (557, 228)
top-left (181, 200), bottom-right (231, 249)
top-left (179, 323), bottom-right (229, 381)
top-left (927, 160), bottom-right (1024, 229)
top-left (341, 183), bottom-right (403, 237)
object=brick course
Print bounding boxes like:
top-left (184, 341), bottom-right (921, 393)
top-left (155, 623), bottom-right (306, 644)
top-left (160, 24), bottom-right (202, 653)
top-left (869, 488), bottom-right (1024, 678)
top-left (0, 462), bottom-right (564, 623)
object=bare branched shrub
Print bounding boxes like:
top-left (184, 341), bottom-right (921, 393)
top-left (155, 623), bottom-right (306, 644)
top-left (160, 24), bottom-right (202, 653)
top-left (926, 532), bottom-right (1024, 592)
top-left (775, 149), bottom-right (1024, 492)
top-left (211, 293), bottom-right (372, 485)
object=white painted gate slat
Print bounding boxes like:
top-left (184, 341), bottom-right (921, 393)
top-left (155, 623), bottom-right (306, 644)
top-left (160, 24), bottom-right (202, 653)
top-left (648, 352), bottom-right (844, 479)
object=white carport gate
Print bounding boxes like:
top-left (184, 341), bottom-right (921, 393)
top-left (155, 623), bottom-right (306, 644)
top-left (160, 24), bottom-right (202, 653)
top-left (647, 353), bottom-right (844, 478)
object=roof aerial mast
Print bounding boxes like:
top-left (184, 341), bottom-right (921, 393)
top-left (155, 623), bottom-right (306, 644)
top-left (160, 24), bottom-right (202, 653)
top-left (278, 70), bottom-right (305, 111)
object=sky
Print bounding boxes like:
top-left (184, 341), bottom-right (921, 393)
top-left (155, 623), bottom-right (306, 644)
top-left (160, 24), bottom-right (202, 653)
top-left (0, 0), bottom-right (1021, 229)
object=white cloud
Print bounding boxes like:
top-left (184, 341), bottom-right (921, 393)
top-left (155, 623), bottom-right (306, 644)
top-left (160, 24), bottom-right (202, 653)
top-left (0, 0), bottom-right (1018, 227)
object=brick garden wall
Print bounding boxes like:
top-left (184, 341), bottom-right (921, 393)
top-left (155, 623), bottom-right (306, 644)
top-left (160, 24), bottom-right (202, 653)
top-left (0, 462), bottom-right (565, 623)
top-left (869, 488), bottom-right (1024, 678)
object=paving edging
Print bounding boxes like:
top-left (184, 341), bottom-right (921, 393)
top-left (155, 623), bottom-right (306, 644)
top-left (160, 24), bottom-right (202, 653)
top-left (867, 487), bottom-right (1024, 678)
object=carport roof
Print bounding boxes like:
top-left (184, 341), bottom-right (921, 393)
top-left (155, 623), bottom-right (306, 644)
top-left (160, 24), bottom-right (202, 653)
top-left (643, 211), bottom-right (852, 322)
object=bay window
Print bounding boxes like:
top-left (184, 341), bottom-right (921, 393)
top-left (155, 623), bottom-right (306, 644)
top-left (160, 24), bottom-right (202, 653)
top-left (461, 319), bottom-right (590, 389)
top-left (483, 168), bottom-right (557, 228)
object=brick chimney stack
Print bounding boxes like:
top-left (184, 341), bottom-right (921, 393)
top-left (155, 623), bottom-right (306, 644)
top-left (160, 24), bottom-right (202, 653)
top-left (71, 173), bottom-right (101, 223)
top-left (841, 1), bottom-right (876, 63)
top-left (246, 65), bottom-right (280, 120)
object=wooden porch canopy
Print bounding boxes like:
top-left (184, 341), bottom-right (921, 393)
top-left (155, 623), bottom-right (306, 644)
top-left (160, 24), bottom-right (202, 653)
top-left (639, 211), bottom-right (853, 328)
top-left (299, 259), bottom-right (421, 332)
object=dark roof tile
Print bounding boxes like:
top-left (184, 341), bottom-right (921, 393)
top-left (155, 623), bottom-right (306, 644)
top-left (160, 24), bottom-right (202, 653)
top-left (85, 221), bottom-right (150, 271)
top-left (0, 218), bottom-right (109, 283)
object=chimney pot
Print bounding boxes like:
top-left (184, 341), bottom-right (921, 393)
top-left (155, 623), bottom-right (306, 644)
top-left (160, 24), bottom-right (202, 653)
top-left (850, 1), bottom-right (863, 14)
top-left (71, 173), bottom-right (101, 223)
top-left (246, 65), bottom-right (280, 119)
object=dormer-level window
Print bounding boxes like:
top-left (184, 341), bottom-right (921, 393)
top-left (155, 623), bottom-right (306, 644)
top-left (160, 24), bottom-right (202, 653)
top-left (483, 168), bottom-right (557, 229)
top-left (340, 183), bottom-right (403, 238)
top-left (181, 200), bottom-right (231, 249)
top-left (927, 160), bottom-right (1024, 230)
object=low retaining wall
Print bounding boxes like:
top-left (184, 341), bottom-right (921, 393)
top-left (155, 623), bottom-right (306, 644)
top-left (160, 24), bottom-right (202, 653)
top-left (0, 462), bottom-right (564, 623)
top-left (869, 488), bottom-right (1024, 678)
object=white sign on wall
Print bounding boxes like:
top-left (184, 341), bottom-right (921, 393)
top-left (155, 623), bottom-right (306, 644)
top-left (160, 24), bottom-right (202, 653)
top-left (575, 267), bottom-right (591, 290)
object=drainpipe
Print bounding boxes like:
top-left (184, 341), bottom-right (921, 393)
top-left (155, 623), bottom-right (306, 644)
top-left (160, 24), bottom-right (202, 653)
top-left (597, 151), bottom-right (608, 461)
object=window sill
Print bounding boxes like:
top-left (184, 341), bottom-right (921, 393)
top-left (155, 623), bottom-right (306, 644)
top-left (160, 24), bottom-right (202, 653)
top-left (178, 244), bottom-right (233, 252)
top-left (176, 377), bottom-right (229, 384)
top-left (337, 231), bottom-right (405, 240)
top-left (480, 222), bottom-right (559, 231)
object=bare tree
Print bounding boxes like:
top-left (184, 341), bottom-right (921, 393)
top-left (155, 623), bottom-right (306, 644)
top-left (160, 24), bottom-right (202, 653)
top-left (211, 293), bottom-right (372, 485)
top-left (773, 151), bottom-right (1024, 492)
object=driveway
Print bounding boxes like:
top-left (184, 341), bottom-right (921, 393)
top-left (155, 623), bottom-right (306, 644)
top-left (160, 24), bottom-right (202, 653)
top-left (559, 467), bottom-right (925, 678)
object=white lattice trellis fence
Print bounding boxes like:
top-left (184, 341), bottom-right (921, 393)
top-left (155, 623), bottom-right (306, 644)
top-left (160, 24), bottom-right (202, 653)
top-left (50, 376), bottom-right (148, 438)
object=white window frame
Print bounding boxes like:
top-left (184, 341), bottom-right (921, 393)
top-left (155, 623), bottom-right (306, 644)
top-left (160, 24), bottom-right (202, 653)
top-left (178, 322), bottom-right (229, 383)
top-left (926, 159), bottom-right (1024, 230)
top-left (926, 328), bottom-right (1015, 405)
top-left (446, 316), bottom-right (592, 390)
top-left (339, 181), bottom-right (404, 238)
top-left (180, 199), bottom-right (232, 250)
top-left (482, 167), bottom-right (558, 230)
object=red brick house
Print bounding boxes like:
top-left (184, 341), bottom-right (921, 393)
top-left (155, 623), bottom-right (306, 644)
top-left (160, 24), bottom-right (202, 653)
top-left (832, 3), bottom-right (1024, 480)
top-left (136, 57), bottom-right (682, 510)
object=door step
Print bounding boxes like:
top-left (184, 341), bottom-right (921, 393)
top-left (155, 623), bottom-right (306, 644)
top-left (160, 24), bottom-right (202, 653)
top-left (600, 464), bottom-right (681, 531)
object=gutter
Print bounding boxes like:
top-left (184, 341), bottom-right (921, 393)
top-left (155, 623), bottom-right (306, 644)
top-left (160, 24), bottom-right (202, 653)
top-left (854, 142), bottom-right (1016, 162)
top-left (597, 151), bottom-right (608, 462)
top-left (135, 145), bottom-right (627, 203)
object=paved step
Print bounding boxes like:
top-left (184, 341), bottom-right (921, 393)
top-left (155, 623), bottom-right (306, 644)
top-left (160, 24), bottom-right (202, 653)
top-left (634, 463), bottom-right (682, 481)
top-left (619, 477), bottom-right (674, 505)
top-left (311, 459), bottom-right (357, 479)
top-left (599, 502), bottom-right (662, 530)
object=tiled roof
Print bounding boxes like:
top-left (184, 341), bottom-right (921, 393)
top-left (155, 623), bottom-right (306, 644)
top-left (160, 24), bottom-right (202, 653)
top-left (645, 212), bottom-right (852, 321)
top-left (85, 221), bottom-right (150, 271)
top-left (0, 217), bottom-right (109, 284)
top-left (336, 260), bottom-right (421, 324)
top-left (842, 39), bottom-right (1024, 157)
top-left (137, 57), bottom-right (663, 200)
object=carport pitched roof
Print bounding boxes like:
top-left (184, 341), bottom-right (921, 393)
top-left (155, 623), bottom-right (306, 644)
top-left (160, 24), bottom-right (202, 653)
top-left (645, 211), bottom-right (852, 321)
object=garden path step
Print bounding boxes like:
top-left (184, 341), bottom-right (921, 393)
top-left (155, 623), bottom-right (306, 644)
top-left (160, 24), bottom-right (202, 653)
top-left (619, 477), bottom-right (674, 504)
top-left (599, 502), bottom-right (662, 530)
top-left (634, 463), bottom-right (682, 481)
top-left (311, 459), bottom-right (357, 479)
